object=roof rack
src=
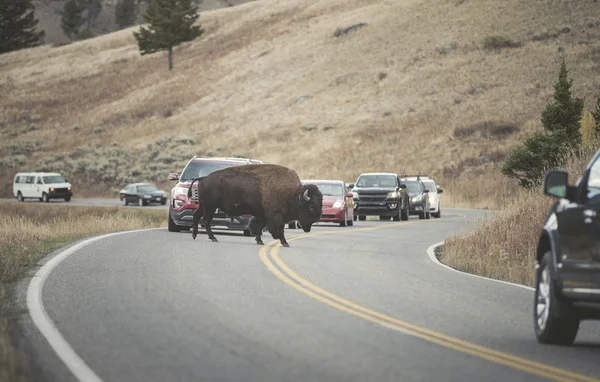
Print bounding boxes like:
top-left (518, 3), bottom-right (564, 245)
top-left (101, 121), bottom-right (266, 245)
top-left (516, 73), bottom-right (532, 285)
top-left (399, 174), bottom-right (428, 179)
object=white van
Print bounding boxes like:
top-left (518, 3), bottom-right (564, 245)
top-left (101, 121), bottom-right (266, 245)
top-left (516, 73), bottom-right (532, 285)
top-left (13, 172), bottom-right (73, 202)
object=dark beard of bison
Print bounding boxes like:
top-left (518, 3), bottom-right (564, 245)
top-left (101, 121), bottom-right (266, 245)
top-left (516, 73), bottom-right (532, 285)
top-left (296, 184), bottom-right (323, 233)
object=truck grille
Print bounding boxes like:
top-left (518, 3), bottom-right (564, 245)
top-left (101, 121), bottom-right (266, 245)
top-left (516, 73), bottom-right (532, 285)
top-left (54, 188), bottom-right (69, 193)
top-left (190, 188), bottom-right (198, 200)
top-left (358, 191), bottom-right (388, 203)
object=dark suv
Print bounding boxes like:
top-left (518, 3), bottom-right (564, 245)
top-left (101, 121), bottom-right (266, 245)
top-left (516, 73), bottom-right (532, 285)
top-left (398, 175), bottom-right (431, 220)
top-left (167, 156), bottom-right (263, 234)
top-left (349, 172), bottom-right (409, 221)
top-left (534, 152), bottom-right (600, 345)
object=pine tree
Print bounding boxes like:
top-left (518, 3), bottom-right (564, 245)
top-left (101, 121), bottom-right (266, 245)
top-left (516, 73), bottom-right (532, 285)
top-left (61, 0), bottom-right (85, 39)
top-left (133, 0), bottom-right (203, 70)
top-left (115, 0), bottom-right (136, 29)
top-left (540, 57), bottom-right (584, 149)
top-left (0, 0), bottom-right (45, 54)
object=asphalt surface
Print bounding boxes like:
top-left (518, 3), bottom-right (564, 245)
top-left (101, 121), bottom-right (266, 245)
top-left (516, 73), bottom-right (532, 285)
top-left (17, 208), bottom-right (600, 382)
top-left (1, 197), bottom-right (168, 209)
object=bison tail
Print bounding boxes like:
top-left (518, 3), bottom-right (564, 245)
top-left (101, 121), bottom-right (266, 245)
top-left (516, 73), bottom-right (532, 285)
top-left (187, 176), bottom-right (207, 198)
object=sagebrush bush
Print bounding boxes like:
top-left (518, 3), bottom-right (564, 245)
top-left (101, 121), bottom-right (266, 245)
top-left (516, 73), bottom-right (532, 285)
top-left (483, 35), bottom-right (522, 50)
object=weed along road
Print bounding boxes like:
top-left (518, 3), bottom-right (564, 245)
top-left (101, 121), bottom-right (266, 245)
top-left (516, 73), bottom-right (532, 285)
top-left (22, 208), bottom-right (600, 382)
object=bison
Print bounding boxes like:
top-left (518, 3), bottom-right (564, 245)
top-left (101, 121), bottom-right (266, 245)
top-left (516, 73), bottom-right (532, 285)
top-left (187, 163), bottom-right (323, 247)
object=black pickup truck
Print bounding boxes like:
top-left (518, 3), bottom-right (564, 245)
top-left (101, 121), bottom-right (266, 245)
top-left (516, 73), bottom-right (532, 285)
top-left (348, 172), bottom-right (409, 221)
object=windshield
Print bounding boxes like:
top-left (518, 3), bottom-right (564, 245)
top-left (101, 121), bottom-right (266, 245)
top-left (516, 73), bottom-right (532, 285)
top-left (43, 175), bottom-right (66, 183)
top-left (422, 180), bottom-right (436, 193)
top-left (315, 183), bottom-right (343, 196)
top-left (402, 180), bottom-right (421, 193)
top-left (181, 162), bottom-right (241, 180)
top-left (356, 175), bottom-right (397, 188)
top-left (137, 184), bottom-right (159, 193)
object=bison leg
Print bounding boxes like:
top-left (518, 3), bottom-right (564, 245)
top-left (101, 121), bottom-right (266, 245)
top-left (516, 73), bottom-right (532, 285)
top-left (249, 217), bottom-right (266, 245)
top-left (203, 208), bottom-right (218, 242)
top-left (268, 215), bottom-right (289, 247)
top-left (191, 206), bottom-right (205, 240)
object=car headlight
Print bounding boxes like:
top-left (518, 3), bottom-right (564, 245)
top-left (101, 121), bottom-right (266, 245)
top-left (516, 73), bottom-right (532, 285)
top-left (68, 186), bottom-right (71, 191)
top-left (387, 191), bottom-right (399, 199)
top-left (411, 195), bottom-right (422, 202)
top-left (332, 199), bottom-right (344, 208)
top-left (144, 194), bottom-right (152, 198)
top-left (49, 188), bottom-right (55, 192)
top-left (173, 187), bottom-right (188, 197)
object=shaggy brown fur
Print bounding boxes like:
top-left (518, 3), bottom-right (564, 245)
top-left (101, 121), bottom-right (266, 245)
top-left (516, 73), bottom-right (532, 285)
top-left (188, 164), bottom-right (323, 247)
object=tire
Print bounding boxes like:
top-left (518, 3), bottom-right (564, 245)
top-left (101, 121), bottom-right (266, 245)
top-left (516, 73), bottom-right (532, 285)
top-left (161, 199), bottom-right (167, 206)
top-left (243, 229), bottom-right (252, 236)
top-left (64, 196), bottom-right (71, 202)
top-left (393, 208), bottom-right (400, 221)
top-left (348, 218), bottom-right (353, 226)
top-left (358, 215), bottom-right (366, 221)
top-left (418, 210), bottom-right (425, 219)
top-left (401, 203), bottom-right (409, 221)
top-left (122, 197), bottom-right (128, 206)
top-left (432, 207), bottom-right (441, 218)
top-left (353, 213), bottom-right (357, 221)
top-left (288, 221), bottom-right (297, 229)
top-left (534, 252), bottom-right (580, 345)
top-left (42, 193), bottom-right (49, 203)
top-left (168, 213), bottom-right (185, 232)
top-left (138, 197), bottom-right (145, 207)
top-left (340, 211), bottom-right (347, 227)
top-left (426, 209), bottom-right (431, 219)
top-left (17, 192), bottom-right (24, 202)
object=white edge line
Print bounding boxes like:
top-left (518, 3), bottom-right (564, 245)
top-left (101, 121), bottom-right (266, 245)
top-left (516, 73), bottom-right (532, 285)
top-left (26, 227), bottom-right (165, 382)
top-left (426, 241), bottom-right (535, 291)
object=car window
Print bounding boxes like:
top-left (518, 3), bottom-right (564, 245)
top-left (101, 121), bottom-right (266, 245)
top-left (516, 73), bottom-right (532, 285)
top-left (423, 180), bottom-right (436, 193)
top-left (181, 162), bottom-right (241, 180)
top-left (356, 175), bottom-right (397, 187)
top-left (402, 180), bottom-right (422, 193)
top-left (43, 175), bottom-right (66, 183)
top-left (36, 177), bottom-right (43, 184)
top-left (26, 176), bottom-right (35, 184)
top-left (137, 184), bottom-right (158, 193)
top-left (315, 184), bottom-right (343, 196)
top-left (588, 157), bottom-right (600, 190)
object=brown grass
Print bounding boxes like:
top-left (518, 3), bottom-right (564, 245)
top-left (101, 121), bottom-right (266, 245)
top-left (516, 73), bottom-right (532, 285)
top-left (0, 203), bottom-right (166, 382)
top-left (2, 0), bottom-right (600, 200)
top-left (441, 148), bottom-right (596, 287)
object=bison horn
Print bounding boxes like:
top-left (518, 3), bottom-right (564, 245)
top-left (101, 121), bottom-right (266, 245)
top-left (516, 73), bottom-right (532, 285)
top-left (303, 188), bottom-right (310, 201)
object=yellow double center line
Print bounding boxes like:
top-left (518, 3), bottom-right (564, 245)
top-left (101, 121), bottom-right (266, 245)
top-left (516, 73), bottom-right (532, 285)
top-left (258, 222), bottom-right (600, 382)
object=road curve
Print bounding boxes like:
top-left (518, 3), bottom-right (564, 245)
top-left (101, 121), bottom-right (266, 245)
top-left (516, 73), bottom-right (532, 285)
top-left (19, 208), bottom-right (600, 382)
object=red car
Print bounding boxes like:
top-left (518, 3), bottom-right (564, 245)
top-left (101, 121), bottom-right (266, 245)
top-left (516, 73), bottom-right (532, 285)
top-left (167, 156), bottom-right (264, 234)
top-left (290, 179), bottom-right (354, 228)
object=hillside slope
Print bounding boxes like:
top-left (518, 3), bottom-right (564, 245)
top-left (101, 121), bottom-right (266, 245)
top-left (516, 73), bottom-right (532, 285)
top-left (2, 0), bottom-right (600, 198)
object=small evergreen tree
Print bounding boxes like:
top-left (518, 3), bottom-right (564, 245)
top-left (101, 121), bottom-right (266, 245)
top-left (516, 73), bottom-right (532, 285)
top-left (540, 57), bottom-right (584, 149)
top-left (133, 0), bottom-right (203, 70)
top-left (61, 0), bottom-right (85, 39)
top-left (115, 0), bottom-right (136, 29)
top-left (0, 0), bottom-right (45, 54)
top-left (502, 59), bottom-right (584, 189)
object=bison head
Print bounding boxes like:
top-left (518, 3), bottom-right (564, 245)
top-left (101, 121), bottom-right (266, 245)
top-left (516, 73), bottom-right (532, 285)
top-left (296, 184), bottom-right (323, 232)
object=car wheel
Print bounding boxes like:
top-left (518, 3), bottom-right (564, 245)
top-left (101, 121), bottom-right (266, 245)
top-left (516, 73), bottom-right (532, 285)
top-left (340, 211), bottom-right (347, 227)
top-left (393, 208), bottom-right (400, 221)
top-left (534, 251), bottom-right (580, 345)
top-left (42, 193), bottom-right (49, 203)
top-left (168, 213), bottom-right (185, 232)
top-left (138, 198), bottom-right (144, 207)
top-left (432, 205), bottom-right (441, 218)
top-left (348, 217), bottom-right (353, 226)
top-left (17, 192), bottom-right (24, 202)
top-left (243, 229), bottom-right (252, 236)
top-left (64, 196), bottom-right (71, 202)
top-left (401, 204), bottom-right (409, 221)
top-left (122, 196), bottom-right (128, 206)
top-left (358, 215), bottom-right (366, 221)
top-left (161, 198), bottom-right (167, 206)
top-left (426, 208), bottom-right (431, 219)
top-left (353, 213), bottom-right (357, 221)
top-left (288, 221), bottom-right (297, 229)
top-left (418, 210), bottom-right (425, 219)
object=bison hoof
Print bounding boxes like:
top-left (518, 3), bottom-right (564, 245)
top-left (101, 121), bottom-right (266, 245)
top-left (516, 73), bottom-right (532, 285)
top-left (192, 233), bottom-right (197, 240)
top-left (282, 243), bottom-right (290, 248)
top-left (210, 237), bottom-right (218, 242)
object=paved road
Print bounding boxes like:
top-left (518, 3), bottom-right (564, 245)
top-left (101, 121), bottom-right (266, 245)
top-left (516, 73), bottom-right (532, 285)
top-left (19, 209), bottom-right (600, 382)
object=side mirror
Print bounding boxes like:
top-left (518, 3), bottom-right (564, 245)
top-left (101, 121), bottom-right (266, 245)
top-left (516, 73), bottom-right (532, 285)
top-left (437, 187), bottom-right (443, 194)
top-left (346, 193), bottom-right (354, 198)
top-left (423, 189), bottom-right (430, 193)
top-left (64, 179), bottom-right (69, 183)
top-left (544, 170), bottom-right (568, 199)
top-left (399, 184), bottom-right (407, 189)
top-left (168, 173), bottom-right (179, 181)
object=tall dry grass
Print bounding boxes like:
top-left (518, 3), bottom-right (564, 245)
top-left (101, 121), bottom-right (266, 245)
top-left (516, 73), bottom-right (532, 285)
top-left (0, 203), bottom-right (166, 382)
top-left (441, 148), bottom-right (596, 287)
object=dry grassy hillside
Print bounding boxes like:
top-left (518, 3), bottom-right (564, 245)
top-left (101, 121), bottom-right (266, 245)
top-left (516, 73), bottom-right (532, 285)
top-left (2, 0), bottom-right (600, 200)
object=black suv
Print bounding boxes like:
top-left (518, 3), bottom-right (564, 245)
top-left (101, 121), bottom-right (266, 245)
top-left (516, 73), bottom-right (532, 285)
top-left (398, 175), bottom-right (431, 220)
top-left (534, 153), bottom-right (600, 345)
top-left (349, 172), bottom-right (409, 221)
